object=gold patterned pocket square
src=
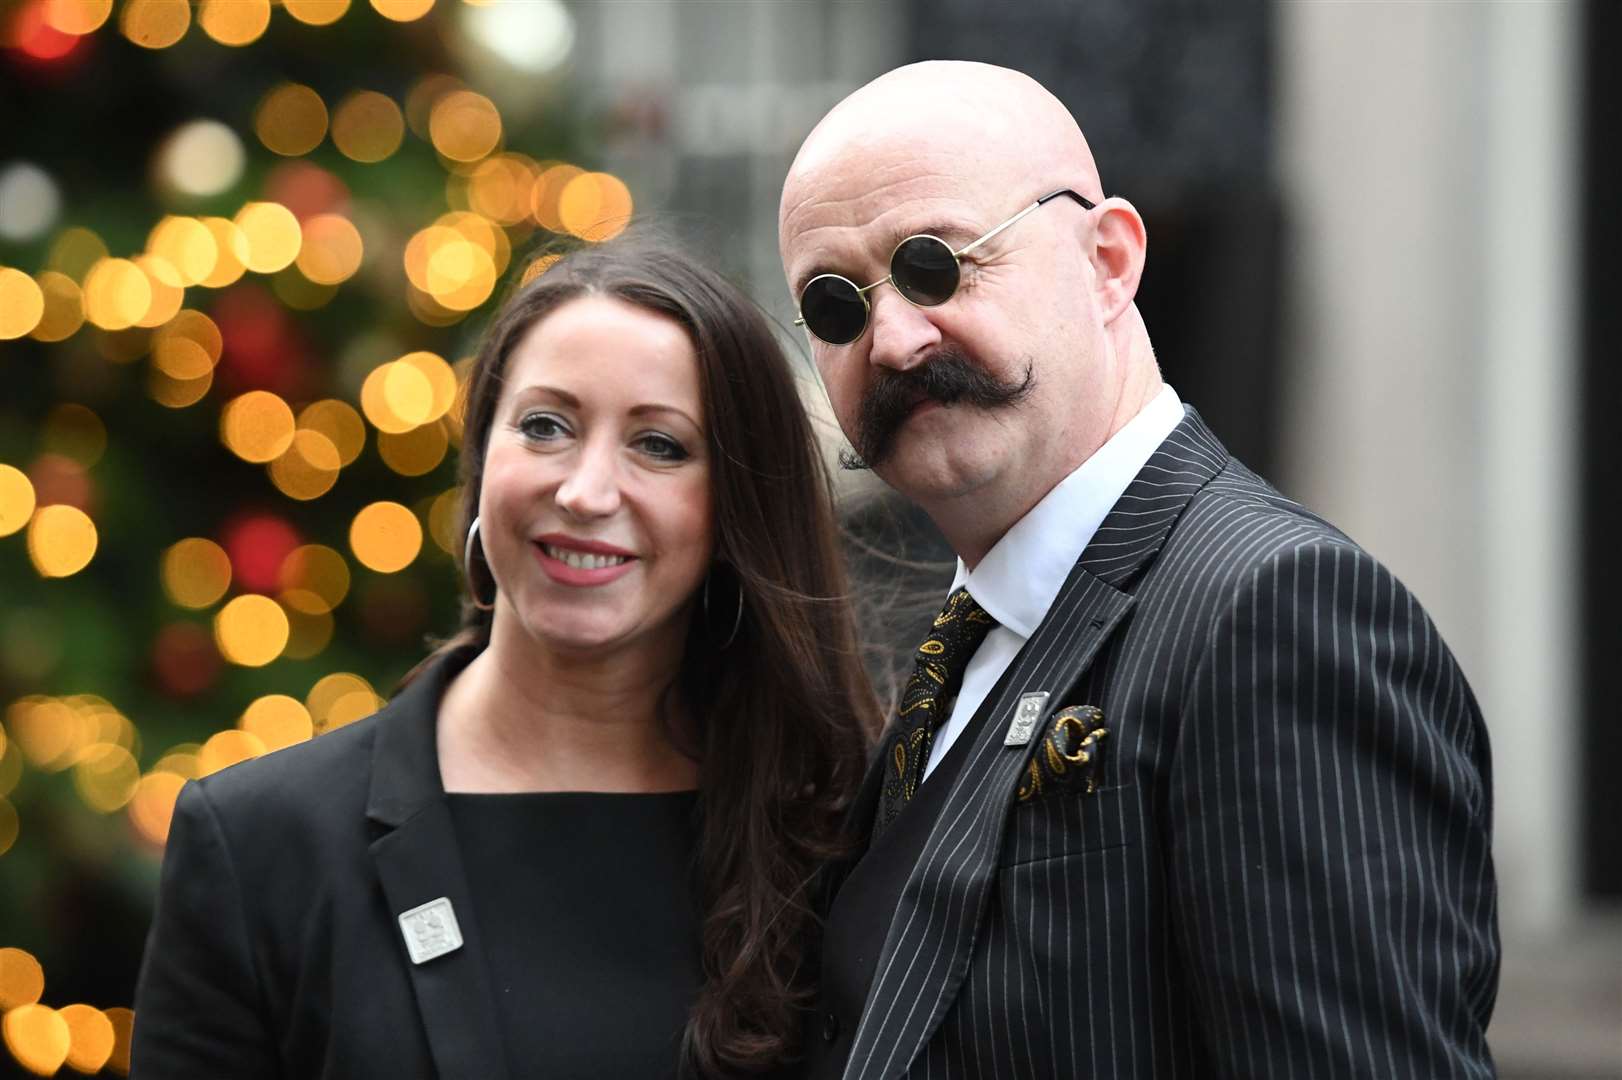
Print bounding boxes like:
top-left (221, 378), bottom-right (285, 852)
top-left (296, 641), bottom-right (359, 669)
top-left (1015, 705), bottom-right (1109, 803)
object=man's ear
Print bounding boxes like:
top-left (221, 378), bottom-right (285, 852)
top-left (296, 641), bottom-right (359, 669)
top-left (1087, 198), bottom-right (1147, 325)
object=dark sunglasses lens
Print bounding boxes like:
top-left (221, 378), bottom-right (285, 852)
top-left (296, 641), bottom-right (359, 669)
top-left (892, 236), bottom-right (960, 307)
top-left (800, 276), bottom-right (868, 345)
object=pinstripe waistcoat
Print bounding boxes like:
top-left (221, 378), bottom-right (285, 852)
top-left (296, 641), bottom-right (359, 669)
top-left (813, 409), bottom-right (1499, 1080)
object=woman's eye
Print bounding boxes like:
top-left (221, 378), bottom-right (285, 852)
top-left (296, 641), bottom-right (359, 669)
top-left (635, 433), bottom-right (689, 461)
top-left (518, 413), bottom-right (569, 441)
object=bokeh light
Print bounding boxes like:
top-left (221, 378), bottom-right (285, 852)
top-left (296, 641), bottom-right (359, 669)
top-left (0, 163), bottom-right (61, 244)
top-left (148, 367), bottom-right (214, 409)
top-left (280, 604), bottom-right (334, 660)
top-left (360, 360), bottom-right (431, 433)
top-left (8, 698), bottom-right (76, 770)
top-left (378, 421), bottom-right (448, 476)
top-left (28, 271), bottom-right (84, 342)
top-left (128, 770), bottom-right (185, 845)
top-left (199, 216), bottom-right (250, 287)
top-left (161, 537), bottom-right (233, 609)
top-left (306, 672), bottom-right (379, 731)
top-left (255, 84), bottom-right (328, 157)
top-left (213, 594), bottom-right (289, 667)
top-left (268, 429), bottom-right (341, 500)
top-left (27, 453), bottom-right (91, 513)
top-left (429, 90), bottom-right (502, 163)
top-left (47, 227), bottom-right (106, 282)
top-left (283, 0), bottom-right (349, 26)
top-left (147, 217), bottom-right (218, 287)
top-left (519, 253), bottom-right (561, 287)
top-left (59, 1004), bottom-right (114, 1074)
top-left (104, 1008), bottom-right (133, 1074)
top-left (558, 171), bottom-right (633, 241)
top-left (371, 0), bottom-right (434, 23)
top-left (234, 201), bottom-right (303, 273)
top-left (0, 797), bottom-right (16, 858)
top-left (331, 90), bottom-right (405, 163)
top-left (0, 948), bottom-right (45, 1009)
top-left (427, 486), bottom-right (462, 555)
top-left (297, 399), bottom-right (365, 466)
top-left (462, 0), bottom-right (574, 75)
top-left (399, 350), bottom-right (457, 421)
top-left (155, 120), bottom-right (245, 199)
top-left (221, 390), bottom-right (296, 463)
top-left (349, 501), bottom-right (422, 572)
top-left (119, 0), bottom-right (190, 48)
top-left (239, 694), bottom-right (312, 752)
top-left (2, 1003), bottom-right (69, 1077)
top-left (82, 258), bottom-right (151, 332)
top-left (0, 268), bottom-right (45, 339)
top-left (197, 728), bottom-right (266, 775)
top-left (131, 255), bottom-right (185, 328)
top-left (44, 0), bottom-right (114, 36)
top-left (73, 743), bottom-right (141, 812)
top-left (221, 513), bottom-right (300, 594)
top-left (278, 544), bottom-right (350, 613)
top-left (467, 154), bottom-right (537, 225)
top-left (198, 0), bottom-right (269, 46)
top-left (152, 309), bottom-right (223, 380)
top-left (296, 214), bottom-right (364, 285)
top-left (531, 162), bottom-right (583, 233)
top-left (27, 504), bottom-right (97, 578)
top-left (40, 404), bottom-right (106, 467)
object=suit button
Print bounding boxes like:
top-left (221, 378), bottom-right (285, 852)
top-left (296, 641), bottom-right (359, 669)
top-left (821, 1010), bottom-right (840, 1043)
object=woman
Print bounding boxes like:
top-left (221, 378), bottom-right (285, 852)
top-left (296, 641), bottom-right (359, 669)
top-left (132, 234), bottom-right (880, 1078)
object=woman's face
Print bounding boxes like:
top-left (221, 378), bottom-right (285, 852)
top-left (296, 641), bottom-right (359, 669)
top-left (478, 294), bottom-right (715, 659)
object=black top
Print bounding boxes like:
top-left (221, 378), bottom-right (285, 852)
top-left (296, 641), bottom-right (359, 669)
top-left (447, 790), bottom-right (704, 1079)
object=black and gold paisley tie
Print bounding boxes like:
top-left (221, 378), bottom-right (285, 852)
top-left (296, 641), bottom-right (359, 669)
top-left (874, 587), bottom-right (998, 839)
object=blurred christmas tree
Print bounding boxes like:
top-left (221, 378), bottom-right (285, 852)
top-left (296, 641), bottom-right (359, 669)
top-left (0, 0), bottom-right (624, 1073)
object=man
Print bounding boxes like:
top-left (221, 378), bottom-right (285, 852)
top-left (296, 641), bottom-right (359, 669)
top-left (779, 61), bottom-right (1499, 1079)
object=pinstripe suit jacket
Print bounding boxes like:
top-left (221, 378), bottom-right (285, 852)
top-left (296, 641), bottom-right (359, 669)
top-left (823, 408), bottom-right (1499, 1080)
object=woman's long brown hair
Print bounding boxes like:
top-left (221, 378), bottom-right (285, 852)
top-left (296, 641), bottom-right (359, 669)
top-left (412, 232), bottom-right (880, 1075)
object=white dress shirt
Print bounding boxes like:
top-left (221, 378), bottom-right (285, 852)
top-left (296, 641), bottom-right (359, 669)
top-left (922, 385), bottom-right (1186, 779)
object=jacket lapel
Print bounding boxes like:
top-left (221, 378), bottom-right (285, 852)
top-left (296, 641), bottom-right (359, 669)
top-left (365, 647), bottom-right (511, 1080)
top-left (841, 407), bottom-right (1229, 1080)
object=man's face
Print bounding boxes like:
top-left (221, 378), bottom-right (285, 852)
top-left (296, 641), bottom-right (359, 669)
top-left (780, 148), bottom-right (1109, 514)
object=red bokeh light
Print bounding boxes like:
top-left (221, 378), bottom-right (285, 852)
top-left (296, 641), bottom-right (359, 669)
top-left (220, 513), bottom-right (301, 595)
top-left (27, 453), bottom-right (93, 512)
top-left (211, 286), bottom-right (314, 398)
top-left (152, 621), bottom-right (222, 698)
top-left (8, 1), bottom-right (81, 63)
top-left (264, 161), bottom-right (351, 222)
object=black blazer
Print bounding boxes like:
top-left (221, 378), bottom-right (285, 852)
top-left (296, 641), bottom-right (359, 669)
top-left (132, 646), bottom-right (517, 1080)
top-left (815, 410), bottom-right (1499, 1079)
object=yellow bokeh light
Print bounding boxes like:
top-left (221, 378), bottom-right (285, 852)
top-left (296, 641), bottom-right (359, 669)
top-left (82, 258), bottom-right (151, 331)
top-left (221, 390), bottom-right (296, 463)
top-left (402, 224), bottom-right (457, 292)
top-left (73, 743), bottom-right (141, 813)
top-left (0, 797), bottom-right (15, 857)
top-left (531, 162), bottom-right (583, 232)
top-left (7, 698), bottom-right (75, 771)
top-left (468, 154), bottom-right (537, 226)
top-left (41, 403), bottom-right (106, 467)
top-left (47, 227), bottom-right (107, 283)
top-left (234, 201), bottom-right (303, 274)
top-left (360, 361), bottom-right (436, 434)
top-left (378, 420), bottom-right (448, 477)
top-left (2, 1004), bottom-right (69, 1077)
top-left (254, 84), bottom-right (328, 157)
top-left (148, 367), bottom-right (214, 409)
top-left (104, 1008), bottom-right (133, 1076)
top-left (281, 604), bottom-right (334, 661)
top-left (297, 400), bottom-right (365, 466)
top-left (198, 0), bottom-right (269, 45)
top-left (128, 771), bottom-right (185, 845)
top-left (397, 351), bottom-right (457, 422)
top-left (153, 309), bottom-right (223, 380)
top-left (271, 266), bottom-right (338, 311)
top-left (429, 90), bottom-right (501, 163)
top-left (0, 948), bottom-right (45, 1009)
top-left (197, 728), bottom-right (267, 775)
top-left (558, 171), bottom-right (633, 242)
top-left (440, 211), bottom-right (509, 272)
top-left (59, 1004), bottom-right (114, 1075)
top-left (306, 672), bottom-right (376, 730)
top-left (326, 690), bottom-right (380, 730)
top-left (161, 537), bottom-right (232, 609)
top-left (427, 487), bottom-right (463, 555)
top-left (431, 244), bottom-right (496, 311)
top-left (268, 429), bottom-right (341, 501)
top-left (0, 739), bottom-right (23, 800)
top-left (0, 465), bottom-right (36, 537)
top-left (296, 214), bottom-right (364, 285)
top-left (96, 326), bottom-right (152, 365)
top-left (331, 90), bottom-right (405, 164)
top-left (213, 594), bottom-right (289, 667)
top-left (405, 284), bottom-right (467, 327)
top-left (132, 255), bottom-right (185, 329)
top-left (284, 0), bottom-right (349, 24)
top-left (0, 268), bottom-right (44, 339)
top-left (371, 0), bottom-right (434, 22)
top-left (404, 73), bottom-right (462, 139)
top-left (239, 694), bottom-right (312, 752)
top-left (147, 216), bottom-right (219, 288)
top-left (199, 216), bottom-right (250, 288)
top-left (120, 0), bottom-right (190, 48)
top-left (45, 0), bottom-right (113, 35)
top-left (27, 505), bottom-right (98, 579)
top-left (279, 544), bottom-right (350, 613)
top-left (349, 501), bottom-right (422, 573)
top-left (30, 271), bottom-right (85, 342)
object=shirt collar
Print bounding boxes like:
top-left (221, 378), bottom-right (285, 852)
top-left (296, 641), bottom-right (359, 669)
top-left (951, 384), bottom-right (1185, 638)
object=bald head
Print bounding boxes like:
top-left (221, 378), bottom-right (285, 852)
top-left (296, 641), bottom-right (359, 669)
top-left (780, 62), bottom-right (1102, 245)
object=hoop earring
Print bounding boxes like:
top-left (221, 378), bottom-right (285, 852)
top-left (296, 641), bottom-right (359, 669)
top-left (702, 568), bottom-right (744, 650)
top-left (464, 517), bottom-right (497, 612)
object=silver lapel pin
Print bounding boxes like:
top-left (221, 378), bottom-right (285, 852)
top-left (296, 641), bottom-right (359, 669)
top-left (1004, 691), bottom-right (1049, 746)
top-left (398, 896), bottom-right (464, 965)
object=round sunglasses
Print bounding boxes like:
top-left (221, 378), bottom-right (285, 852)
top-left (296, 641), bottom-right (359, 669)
top-left (794, 188), bottom-right (1096, 346)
